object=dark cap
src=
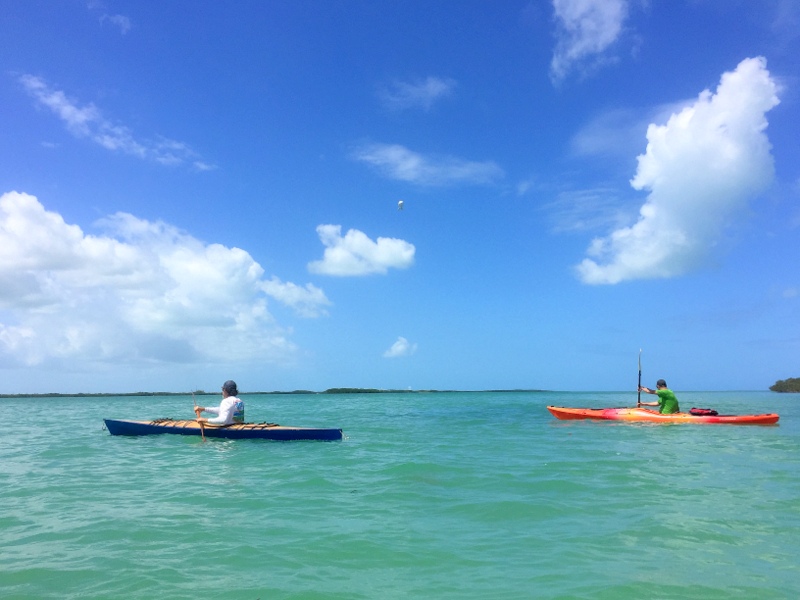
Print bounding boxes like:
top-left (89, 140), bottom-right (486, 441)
top-left (222, 380), bottom-right (238, 394)
top-left (656, 379), bottom-right (667, 388)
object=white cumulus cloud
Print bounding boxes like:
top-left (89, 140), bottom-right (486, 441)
top-left (576, 57), bottom-right (780, 285)
top-left (377, 76), bottom-right (456, 111)
top-left (19, 74), bottom-right (214, 170)
top-left (383, 336), bottom-right (418, 358)
top-left (0, 191), bottom-right (329, 367)
top-left (550, 0), bottom-right (628, 83)
top-left (352, 142), bottom-right (503, 187)
top-left (308, 225), bottom-right (415, 276)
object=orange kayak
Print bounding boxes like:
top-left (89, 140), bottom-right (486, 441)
top-left (547, 406), bottom-right (779, 425)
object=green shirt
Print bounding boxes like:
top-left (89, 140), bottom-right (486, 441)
top-left (656, 388), bottom-right (680, 414)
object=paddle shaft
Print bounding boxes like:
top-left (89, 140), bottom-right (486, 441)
top-left (637, 350), bottom-right (642, 407)
top-left (193, 392), bottom-right (206, 441)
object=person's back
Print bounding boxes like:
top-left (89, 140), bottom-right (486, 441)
top-left (195, 380), bottom-right (245, 425)
top-left (639, 379), bottom-right (680, 414)
top-left (655, 387), bottom-right (679, 414)
top-left (231, 396), bottom-right (244, 423)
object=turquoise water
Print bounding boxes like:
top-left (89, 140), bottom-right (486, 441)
top-left (1, 391), bottom-right (798, 599)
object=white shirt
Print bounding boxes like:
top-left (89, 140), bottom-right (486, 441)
top-left (203, 396), bottom-right (244, 425)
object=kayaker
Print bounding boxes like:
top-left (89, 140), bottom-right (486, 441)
top-left (638, 379), bottom-right (680, 414)
top-left (194, 380), bottom-right (245, 425)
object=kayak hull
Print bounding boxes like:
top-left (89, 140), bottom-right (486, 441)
top-left (104, 418), bottom-right (343, 441)
top-left (547, 406), bottom-right (779, 425)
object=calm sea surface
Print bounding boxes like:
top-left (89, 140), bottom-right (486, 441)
top-left (1, 391), bottom-right (798, 599)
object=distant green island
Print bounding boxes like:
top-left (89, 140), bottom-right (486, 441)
top-left (0, 388), bottom-right (547, 398)
top-left (770, 378), bottom-right (800, 393)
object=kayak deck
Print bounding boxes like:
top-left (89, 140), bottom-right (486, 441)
top-left (104, 418), bottom-right (343, 441)
top-left (547, 406), bottom-right (779, 425)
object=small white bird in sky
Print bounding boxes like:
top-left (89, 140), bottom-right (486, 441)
top-left (397, 200), bottom-right (404, 210)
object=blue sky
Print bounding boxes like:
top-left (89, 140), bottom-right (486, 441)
top-left (1, 0), bottom-right (798, 394)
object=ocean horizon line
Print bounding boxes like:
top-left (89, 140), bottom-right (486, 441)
top-left (0, 388), bottom-right (552, 398)
top-left (0, 388), bottom-right (780, 398)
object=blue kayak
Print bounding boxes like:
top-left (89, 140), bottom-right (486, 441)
top-left (104, 418), bottom-right (343, 441)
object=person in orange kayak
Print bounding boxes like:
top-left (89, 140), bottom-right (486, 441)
top-left (639, 379), bottom-right (680, 414)
top-left (194, 380), bottom-right (245, 425)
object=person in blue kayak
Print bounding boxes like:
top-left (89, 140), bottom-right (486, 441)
top-left (194, 380), bottom-right (245, 425)
top-left (638, 379), bottom-right (680, 414)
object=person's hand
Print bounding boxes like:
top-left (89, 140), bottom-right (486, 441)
top-left (194, 406), bottom-right (203, 417)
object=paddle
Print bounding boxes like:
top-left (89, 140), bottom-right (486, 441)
top-left (637, 349), bottom-right (642, 407)
top-left (193, 391), bottom-right (206, 442)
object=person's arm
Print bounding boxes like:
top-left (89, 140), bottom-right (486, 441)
top-left (195, 404), bottom-right (221, 419)
top-left (206, 399), bottom-right (235, 425)
top-left (638, 386), bottom-right (657, 405)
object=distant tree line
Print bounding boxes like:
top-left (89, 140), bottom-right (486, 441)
top-left (770, 378), bottom-right (800, 393)
top-left (0, 392), bottom-right (177, 398)
top-left (324, 388), bottom-right (385, 394)
top-left (2, 387), bottom-right (547, 398)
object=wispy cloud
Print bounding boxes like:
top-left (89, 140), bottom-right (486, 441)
top-left (352, 142), bottom-right (504, 187)
top-left (791, 178), bottom-right (800, 229)
top-left (0, 191), bottom-right (326, 367)
top-left (576, 57), bottom-right (780, 284)
top-left (88, 1), bottom-right (132, 34)
top-left (383, 336), bottom-right (418, 358)
top-left (570, 107), bottom-right (647, 162)
top-left (19, 74), bottom-right (215, 170)
top-left (546, 187), bottom-right (636, 234)
top-left (308, 225), bottom-right (415, 277)
top-left (550, 0), bottom-right (628, 83)
top-left (771, 0), bottom-right (800, 45)
top-left (377, 76), bottom-right (456, 111)
top-left (100, 13), bottom-right (132, 34)
top-left (261, 276), bottom-right (331, 318)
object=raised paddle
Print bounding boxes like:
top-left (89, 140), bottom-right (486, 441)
top-left (637, 349), bottom-right (642, 407)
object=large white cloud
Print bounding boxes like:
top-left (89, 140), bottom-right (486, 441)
top-left (0, 192), bottom-right (329, 367)
top-left (308, 225), bottom-right (415, 276)
top-left (576, 57), bottom-right (780, 284)
top-left (352, 142), bottom-right (504, 187)
top-left (550, 0), bottom-right (628, 83)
